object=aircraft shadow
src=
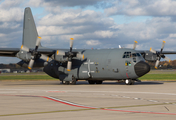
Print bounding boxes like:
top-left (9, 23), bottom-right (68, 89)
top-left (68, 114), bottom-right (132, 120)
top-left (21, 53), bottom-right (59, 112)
top-left (76, 81), bottom-right (164, 85)
top-left (1, 81), bottom-right (164, 86)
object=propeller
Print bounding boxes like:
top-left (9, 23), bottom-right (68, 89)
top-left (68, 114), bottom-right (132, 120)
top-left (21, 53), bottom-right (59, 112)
top-left (65, 38), bottom-right (84, 71)
top-left (67, 38), bottom-right (74, 71)
top-left (133, 41), bottom-right (138, 49)
top-left (21, 36), bottom-right (50, 69)
top-left (150, 41), bottom-right (171, 69)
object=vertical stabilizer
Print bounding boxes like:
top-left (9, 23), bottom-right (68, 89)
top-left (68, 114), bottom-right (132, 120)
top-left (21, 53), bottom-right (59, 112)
top-left (22, 7), bottom-right (41, 49)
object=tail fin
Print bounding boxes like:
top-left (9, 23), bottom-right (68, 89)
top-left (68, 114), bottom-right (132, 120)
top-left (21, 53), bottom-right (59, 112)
top-left (22, 7), bottom-right (42, 49)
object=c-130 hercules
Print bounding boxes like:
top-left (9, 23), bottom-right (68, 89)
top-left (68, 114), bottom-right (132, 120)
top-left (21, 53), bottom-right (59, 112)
top-left (0, 7), bottom-right (175, 85)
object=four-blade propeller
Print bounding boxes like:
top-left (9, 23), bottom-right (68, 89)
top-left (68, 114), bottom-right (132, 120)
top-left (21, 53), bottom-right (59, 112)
top-left (66, 38), bottom-right (84, 71)
top-left (150, 41), bottom-right (171, 69)
top-left (21, 36), bottom-right (50, 69)
top-left (67, 38), bottom-right (74, 71)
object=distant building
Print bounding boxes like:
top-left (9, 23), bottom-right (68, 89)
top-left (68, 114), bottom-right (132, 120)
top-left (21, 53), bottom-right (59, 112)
top-left (0, 69), bottom-right (10, 73)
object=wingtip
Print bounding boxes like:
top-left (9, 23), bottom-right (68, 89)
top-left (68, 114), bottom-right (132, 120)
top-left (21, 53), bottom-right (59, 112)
top-left (134, 41), bottom-right (138, 43)
top-left (163, 41), bottom-right (166, 43)
top-left (150, 47), bottom-right (152, 51)
top-left (70, 38), bottom-right (74, 40)
top-left (67, 69), bottom-right (71, 71)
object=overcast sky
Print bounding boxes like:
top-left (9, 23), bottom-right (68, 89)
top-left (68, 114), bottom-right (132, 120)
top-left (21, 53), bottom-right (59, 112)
top-left (0, 0), bottom-right (176, 63)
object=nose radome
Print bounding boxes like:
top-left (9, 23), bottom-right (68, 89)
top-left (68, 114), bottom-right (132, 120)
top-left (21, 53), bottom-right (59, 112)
top-left (134, 61), bottom-right (150, 77)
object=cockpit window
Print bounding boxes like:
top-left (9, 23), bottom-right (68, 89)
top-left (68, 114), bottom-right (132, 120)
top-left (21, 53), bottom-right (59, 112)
top-left (123, 52), bottom-right (131, 58)
top-left (132, 53), bottom-right (136, 57)
top-left (136, 53), bottom-right (141, 56)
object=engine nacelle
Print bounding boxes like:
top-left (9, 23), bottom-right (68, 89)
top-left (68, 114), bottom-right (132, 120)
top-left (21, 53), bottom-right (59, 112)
top-left (16, 50), bottom-right (31, 62)
top-left (51, 50), bottom-right (68, 62)
top-left (52, 50), bottom-right (84, 62)
top-left (143, 52), bottom-right (157, 62)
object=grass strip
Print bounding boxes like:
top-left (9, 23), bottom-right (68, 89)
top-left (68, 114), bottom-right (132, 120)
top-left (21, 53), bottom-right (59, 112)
top-left (140, 74), bottom-right (176, 81)
top-left (0, 75), bottom-right (57, 80)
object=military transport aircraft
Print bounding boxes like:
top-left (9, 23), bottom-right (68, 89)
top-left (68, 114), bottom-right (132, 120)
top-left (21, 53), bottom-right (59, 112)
top-left (0, 7), bottom-right (175, 85)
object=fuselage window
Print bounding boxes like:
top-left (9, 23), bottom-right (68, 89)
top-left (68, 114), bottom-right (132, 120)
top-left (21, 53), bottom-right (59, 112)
top-left (123, 52), bottom-right (131, 58)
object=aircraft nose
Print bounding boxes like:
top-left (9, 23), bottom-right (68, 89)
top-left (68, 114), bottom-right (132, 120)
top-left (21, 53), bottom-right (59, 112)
top-left (134, 61), bottom-right (150, 77)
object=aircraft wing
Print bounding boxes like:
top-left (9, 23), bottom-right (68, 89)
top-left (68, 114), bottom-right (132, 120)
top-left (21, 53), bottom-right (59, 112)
top-left (0, 48), bottom-right (79, 58)
top-left (162, 51), bottom-right (176, 54)
top-left (0, 48), bottom-right (57, 57)
top-left (0, 48), bottom-right (20, 57)
top-left (37, 48), bottom-right (56, 57)
top-left (138, 50), bottom-right (176, 54)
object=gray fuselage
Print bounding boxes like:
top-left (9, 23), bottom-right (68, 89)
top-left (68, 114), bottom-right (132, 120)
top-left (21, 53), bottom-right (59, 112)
top-left (43, 48), bottom-right (149, 81)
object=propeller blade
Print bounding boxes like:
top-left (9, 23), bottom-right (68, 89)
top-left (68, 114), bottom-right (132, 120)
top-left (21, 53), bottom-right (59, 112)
top-left (161, 41), bottom-right (165, 52)
top-left (28, 59), bottom-right (35, 69)
top-left (21, 45), bottom-right (29, 52)
top-left (67, 61), bottom-right (72, 71)
top-left (163, 56), bottom-right (171, 62)
top-left (133, 41), bottom-right (138, 49)
top-left (155, 60), bottom-right (160, 69)
top-left (40, 54), bottom-right (50, 62)
top-left (35, 36), bottom-right (41, 51)
top-left (36, 36), bottom-right (41, 46)
top-left (150, 47), bottom-right (156, 53)
top-left (70, 38), bottom-right (74, 52)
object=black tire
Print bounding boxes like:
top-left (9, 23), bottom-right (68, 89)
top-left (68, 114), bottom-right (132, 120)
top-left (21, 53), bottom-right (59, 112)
top-left (62, 76), bottom-right (77, 85)
top-left (130, 80), bottom-right (134, 85)
top-left (62, 81), bottom-right (69, 85)
top-left (70, 77), bottom-right (77, 85)
top-left (96, 80), bottom-right (103, 84)
top-left (88, 80), bottom-right (96, 84)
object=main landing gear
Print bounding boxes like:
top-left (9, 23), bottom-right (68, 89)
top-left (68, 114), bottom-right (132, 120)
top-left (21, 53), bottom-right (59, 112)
top-left (88, 80), bottom-right (103, 84)
top-left (125, 79), bottom-right (134, 85)
top-left (62, 76), bottom-right (77, 85)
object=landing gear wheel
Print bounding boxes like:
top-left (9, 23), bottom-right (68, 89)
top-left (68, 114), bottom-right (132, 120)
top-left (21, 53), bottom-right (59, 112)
top-left (125, 79), bottom-right (134, 85)
top-left (62, 81), bottom-right (70, 85)
top-left (70, 77), bottom-right (77, 85)
top-left (62, 76), bottom-right (77, 85)
top-left (96, 80), bottom-right (103, 84)
top-left (130, 80), bottom-right (134, 85)
top-left (88, 80), bottom-right (96, 84)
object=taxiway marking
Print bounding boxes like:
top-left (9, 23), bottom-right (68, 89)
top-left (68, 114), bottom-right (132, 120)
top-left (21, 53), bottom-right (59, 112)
top-left (0, 94), bottom-right (176, 116)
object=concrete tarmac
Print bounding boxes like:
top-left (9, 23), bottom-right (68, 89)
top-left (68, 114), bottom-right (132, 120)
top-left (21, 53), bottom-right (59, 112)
top-left (0, 80), bottom-right (176, 120)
